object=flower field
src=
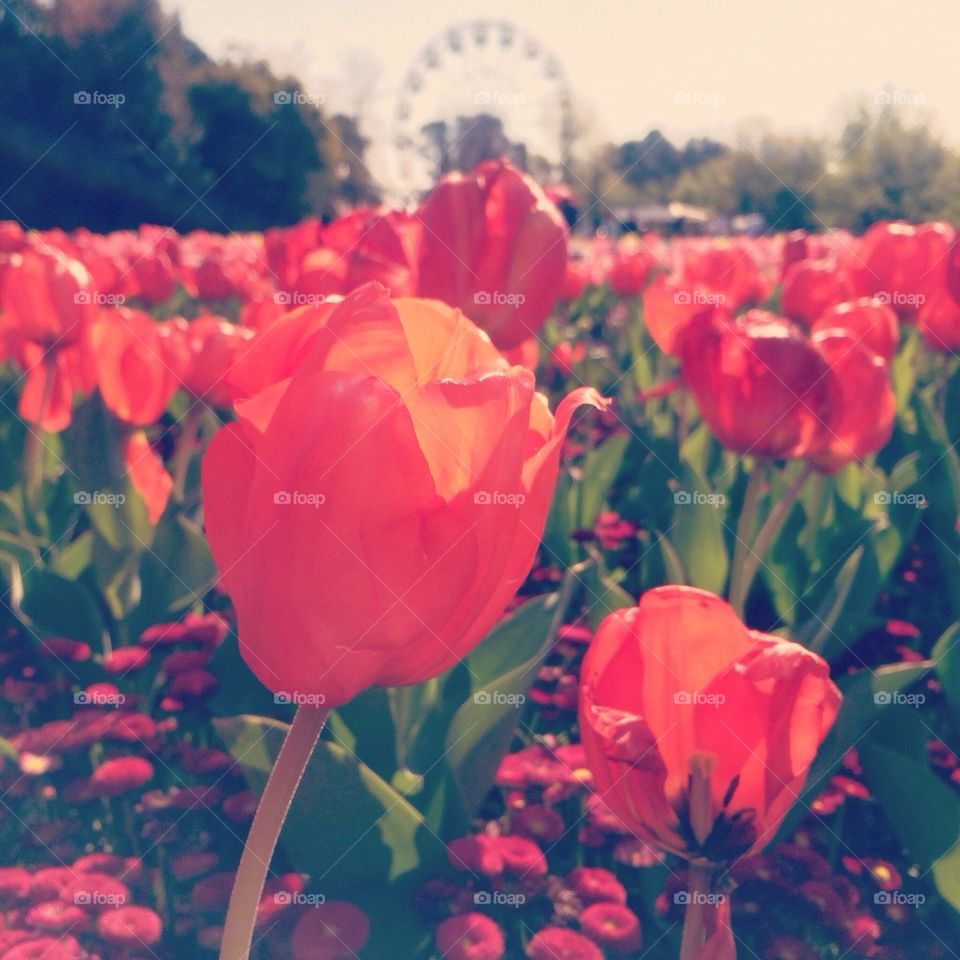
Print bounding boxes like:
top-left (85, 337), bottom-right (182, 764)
top-left (0, 161), bottom-right (959, 960)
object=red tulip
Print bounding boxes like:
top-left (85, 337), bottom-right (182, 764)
top-left (417, 159), bottom-right (567, 349)
top-left (89, 309), bottom-right (178, 425)
top-left (176, 315), bottom-right (254, 408)
top-left (1, 245), bottom-right (97, 348)
top-left (11, 341), bottom-right (91, 432)
top-left (607, 237), bottom-right (654, 297)
top-left (123, 431), bottom-right (172, 525)
top-left (642, 275), bottom-right (728, 356)
top-left (265, 218), bottom-right (322, 294)
top-left (678, 311), bottom-right (833, 459)
top-left (780, 260), bottom-right (853, 327)
top-left (579, 586), bottom-right (841, 862)
top-left (807, 330), bottom-right (896, 472)
top-left (561, 256), bottom-right (592, 301)
top-left (679, 310), bottom-right (894, 469)
top-left (780, 230), bottom-right (809, 279)
top-left (810, 298), bottom-right (899, 361)
top-left (201, 283), bottom-right (606, 706)
top-left (678, 242), bottom-right (768, 312)
top-left (850, 222), bottom-right (933, 318)
top-left (296, 208), bottom-right (421, 299)
top-left (918, 286), bottom-right (960, 350)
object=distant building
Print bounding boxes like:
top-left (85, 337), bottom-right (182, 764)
top-left (607, 203), bottom-right (766, 236)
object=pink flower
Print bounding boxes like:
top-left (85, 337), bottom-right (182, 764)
top-left (436, 913), bottom-right (505, 960)
top-left (290, 901), bottom-right (370, 960)
top-left (96, 904), bottom-right (163, 947)
top-left (88, 756), bottom-right (154, 797)
top-left (527, 926), bottom-right (603, 960)
top-left (566, 867), bottom-right (626, 906)
top-left (579, 903), bottom-right (642, 955)
top-left (102, 646), bottom-right (151, 674)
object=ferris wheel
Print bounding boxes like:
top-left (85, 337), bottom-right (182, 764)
top-left (391, 20), bottom-right (574, 201)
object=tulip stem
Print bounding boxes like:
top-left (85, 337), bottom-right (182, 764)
top-left (23, 357), bottom-right (54, 513)
top-left (170, 405), bottom-right (205, 503)
top-left (219, 705), bottom-right (329, 960)
top-left (728, 463), bottom-right (766, 616)
top-left (730, 462), bottom-right (813, 618)
top-left (678, 862), bottom-right (712, 960)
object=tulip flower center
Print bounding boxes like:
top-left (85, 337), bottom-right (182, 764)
top-left (675, 752), bottom-right (758, 865)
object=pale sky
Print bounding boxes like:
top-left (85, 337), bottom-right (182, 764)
top-left (163, 0), bottom-right (960, 189)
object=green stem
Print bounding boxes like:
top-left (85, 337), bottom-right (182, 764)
top-left (730, 462), bottom-right (813, 618)
top-left (727, 461), bottom-right (767, 615)
top-left (23, 357), bottom-right (55, 512)
top-left (170, 405), bottom-right (206, 503)
top-left (678, 862), bottom-right (712, 960)
top-left (219, 705), bottom-right (328, 960)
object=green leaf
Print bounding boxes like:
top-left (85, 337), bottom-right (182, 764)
top-left (797, 546), bottom-right (863, 657)
top-left (933, 841), bottom-right (960, 914)
top-left (214, 715), bottom-right (445, 888)
top-left (580, 549), bottom-right (634, 628)
top-left (65, 395), bottom-right (154, 552)
top-left (130, 512), bottom-right (216, 634)
top-left (47, 532), bottom-right (94, 580)
top-left (443, 573), bottom-right (577, 822)
top-left (778, 662), bottom-right (932, 841)
top-left (20, 570), bottom-right (105, 647)
top-left (860, 708), bottom-right (960, 867)
top-left (575, 433), bottom-right (629, 529)
top-left (672, 467), bottom-right (728, 594)
top-left (933, 622), bottom-right (960, 724)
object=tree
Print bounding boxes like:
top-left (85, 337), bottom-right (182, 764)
top-left (815, 105), bottom-right (960, 229)
top-left (673, 133), bottom-right (826, 230)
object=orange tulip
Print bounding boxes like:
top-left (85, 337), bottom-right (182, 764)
top-left (201, 283), bottom-right (606, 707)
top-left (579, 586), bottom-right (841, 864)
